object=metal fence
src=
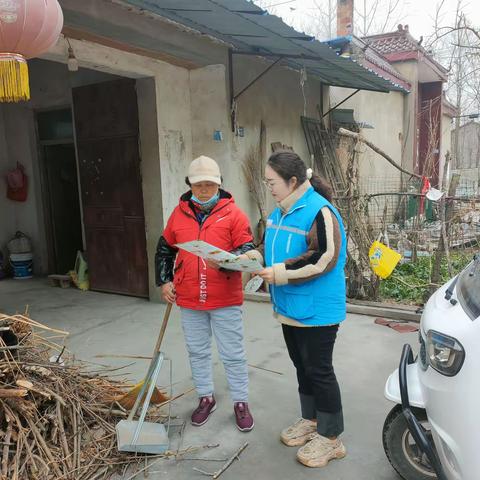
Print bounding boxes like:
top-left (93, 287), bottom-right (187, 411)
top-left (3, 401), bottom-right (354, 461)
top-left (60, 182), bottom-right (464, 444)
top-left (301, 115), bottom-right (480, 300)
top-left (359, 176), bottom-right (480, 259)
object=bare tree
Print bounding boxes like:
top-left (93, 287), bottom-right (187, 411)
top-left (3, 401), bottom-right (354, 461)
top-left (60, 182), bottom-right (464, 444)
top-left (426, 0), bottom-right (480, 167)
top-left (294, 0), bottom-right (335, 41)
top-left (355, 0), bottom-right (406, 38)
top-left (290, 0), bottom-right (406, 40)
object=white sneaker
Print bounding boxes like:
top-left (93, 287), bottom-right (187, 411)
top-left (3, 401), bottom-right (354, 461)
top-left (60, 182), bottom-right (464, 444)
top-left (296, 433), bottom-right (346, 468)
top-left (280, 418), bottom-right (317, 447)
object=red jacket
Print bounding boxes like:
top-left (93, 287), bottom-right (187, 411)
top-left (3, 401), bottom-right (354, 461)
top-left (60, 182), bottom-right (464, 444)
top-left (161, 191), bottom-right (253, 310)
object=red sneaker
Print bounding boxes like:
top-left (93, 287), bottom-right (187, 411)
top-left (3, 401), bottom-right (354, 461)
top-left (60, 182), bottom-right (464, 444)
top-left (191, 396), bottom-right (217, 426)
top-left (234, 402), bottom-right (254, 432)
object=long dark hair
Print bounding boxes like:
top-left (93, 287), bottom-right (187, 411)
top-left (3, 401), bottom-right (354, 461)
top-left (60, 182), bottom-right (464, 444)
top-left (267, 150), bottom-right (333, 202)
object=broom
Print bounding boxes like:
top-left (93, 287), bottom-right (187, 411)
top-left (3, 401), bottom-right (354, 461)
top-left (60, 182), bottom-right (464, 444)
top-left (242, 120), bottom-right (267, 242)
top-left (116, 303), bottom-right (173, 409)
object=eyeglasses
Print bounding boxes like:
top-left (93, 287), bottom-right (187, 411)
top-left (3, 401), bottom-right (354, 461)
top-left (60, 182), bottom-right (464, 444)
top-left (262, 179), bottom-right (278, 190)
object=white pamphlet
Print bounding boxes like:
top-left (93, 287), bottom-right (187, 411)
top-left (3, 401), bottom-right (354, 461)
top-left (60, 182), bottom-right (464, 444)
top-left (175, 240), bottom-right (263, 273)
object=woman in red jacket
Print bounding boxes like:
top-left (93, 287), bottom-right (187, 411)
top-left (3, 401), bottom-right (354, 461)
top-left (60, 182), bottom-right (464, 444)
top-left (155, 156), bottom-right (256, 432)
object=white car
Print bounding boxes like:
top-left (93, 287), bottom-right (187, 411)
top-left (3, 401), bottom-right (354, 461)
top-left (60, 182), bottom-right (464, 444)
top-left (383, 255), bottom-right (480, 480)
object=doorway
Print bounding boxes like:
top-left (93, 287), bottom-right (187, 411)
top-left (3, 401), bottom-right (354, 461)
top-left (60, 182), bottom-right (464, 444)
top-left (37, 109), bottom-right (83, 275)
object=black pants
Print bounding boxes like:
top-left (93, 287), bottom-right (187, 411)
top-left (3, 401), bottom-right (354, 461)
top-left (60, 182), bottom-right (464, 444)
top-left (282, 323), bottom-right (344, 437)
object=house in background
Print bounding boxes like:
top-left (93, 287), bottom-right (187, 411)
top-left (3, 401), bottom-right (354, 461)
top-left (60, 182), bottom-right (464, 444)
top-left (0, 0), bottom-right (403, 301)
top-left (452, 121), bottom-right (480, 193)
top-left (324, 1), bottom-right (457, 197)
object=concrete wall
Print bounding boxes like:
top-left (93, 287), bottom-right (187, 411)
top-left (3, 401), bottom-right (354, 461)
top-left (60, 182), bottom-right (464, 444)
top-left (156, 66), bottom-right (192, 222)
top-left (2, 27), bottom-right (330, 299)
top-left (189, 57), bottom-right (323, 231)
top-left (452, 168), bottom-right (480, 190)
top-left (439, 113), bottom-right (453, 188)
top-left (41, 39), bottom-right (193, 302)
top-left (393, 61), bottom-right (419, 173)
top-left (457, 122), bottom-right (480, 169)
top-left (450, 122), bottom-right (480, 191)
top-left (328, 86), bottom-right (406, 227)
top-left (0, 103), bottom-right (46, 273)
top-left (137, 78), bottom-right (163, 301)
top-left (330, 86), bottom-right (405, 192)
top-left (0, 109), bottom-right (14, 259)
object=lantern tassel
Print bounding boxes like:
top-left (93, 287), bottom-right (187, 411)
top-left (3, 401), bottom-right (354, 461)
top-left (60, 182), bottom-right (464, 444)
top-left (0, 54), bottom-right (30, 102)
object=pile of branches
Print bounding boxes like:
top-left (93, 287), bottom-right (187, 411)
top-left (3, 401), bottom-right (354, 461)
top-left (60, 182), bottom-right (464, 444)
top-left (0, 312), bottom-right (172, 480)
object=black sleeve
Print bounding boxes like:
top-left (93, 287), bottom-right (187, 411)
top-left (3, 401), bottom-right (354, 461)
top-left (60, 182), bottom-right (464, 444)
top-left (155, 236), bottom-right (178, 286)
top-left (218, 242), bottom-right (257, 273)
top-left (230, 242), bottom-right (256, 256)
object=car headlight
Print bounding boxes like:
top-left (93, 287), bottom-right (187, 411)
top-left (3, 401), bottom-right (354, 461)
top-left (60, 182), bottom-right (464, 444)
top-left (419, 332), bottom-right (428, 370)
top-left (426, 330), bottom-right (465, 376)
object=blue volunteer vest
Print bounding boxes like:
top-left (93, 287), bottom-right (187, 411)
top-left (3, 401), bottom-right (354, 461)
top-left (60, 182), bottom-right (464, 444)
top-left (265, 187), bottom-right (347, 326)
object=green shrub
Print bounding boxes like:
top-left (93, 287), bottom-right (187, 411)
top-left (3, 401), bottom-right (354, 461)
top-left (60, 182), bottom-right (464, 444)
top-left (379, 253), bottom-right (472, 304)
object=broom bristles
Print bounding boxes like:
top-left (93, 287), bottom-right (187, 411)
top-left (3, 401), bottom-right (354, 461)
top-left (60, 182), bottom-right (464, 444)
top-left (116, 381), bottom-right (169, 409)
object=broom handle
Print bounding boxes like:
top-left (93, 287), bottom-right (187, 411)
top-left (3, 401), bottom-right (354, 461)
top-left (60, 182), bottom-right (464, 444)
top-left (126, 303), bottom-right (173, 421)
top-left (152, 302), bottom-right (173, 356)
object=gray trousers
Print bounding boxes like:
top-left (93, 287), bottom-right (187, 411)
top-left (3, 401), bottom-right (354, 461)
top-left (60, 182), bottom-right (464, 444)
top-left (180, 306), bottom-right (248, 403)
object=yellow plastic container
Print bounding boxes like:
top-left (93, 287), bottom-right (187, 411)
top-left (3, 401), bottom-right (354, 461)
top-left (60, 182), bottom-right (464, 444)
top-left (369, 241), bottom-right (402, 279)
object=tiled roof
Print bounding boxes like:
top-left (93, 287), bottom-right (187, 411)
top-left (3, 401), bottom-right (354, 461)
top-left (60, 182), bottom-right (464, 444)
top-left (363, 25), bottom-right (427, 55)
top-left (364, 29), bottom-right (421, 55)
top-left (363, 25), bottom-right (448, 76)
top-left (351, 37), bottom-right (411, 90)
top-left (324, 35), bottom-right (411, 91)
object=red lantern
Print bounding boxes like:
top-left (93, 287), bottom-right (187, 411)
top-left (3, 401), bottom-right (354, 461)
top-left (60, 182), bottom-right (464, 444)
top-left (0, 0), bottom-right (63, 102)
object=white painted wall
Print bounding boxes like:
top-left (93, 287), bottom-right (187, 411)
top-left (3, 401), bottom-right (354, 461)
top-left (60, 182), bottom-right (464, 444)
top-left (0, 103), bottom-right (46, 273)
top-left (393, 61), bottom-right (419, 172)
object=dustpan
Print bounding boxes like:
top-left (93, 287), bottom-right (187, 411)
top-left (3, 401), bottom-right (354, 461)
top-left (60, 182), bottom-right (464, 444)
top-left (116, 304), bottom-right (173, 454)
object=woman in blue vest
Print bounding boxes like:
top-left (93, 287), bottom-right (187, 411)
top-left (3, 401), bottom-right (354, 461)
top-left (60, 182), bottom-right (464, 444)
top-left (246, 150), bottom-right (347, 468)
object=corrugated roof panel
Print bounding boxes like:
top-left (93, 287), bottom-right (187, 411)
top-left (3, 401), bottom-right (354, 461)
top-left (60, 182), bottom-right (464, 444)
top-left (171, 11), bottom-right (268, 37)
top-left (245, 11), bottom-right (314, 38)
top-left (123, 0), bottom-right (408, 93)
top-left (140, 0), bottom-right (214, 10)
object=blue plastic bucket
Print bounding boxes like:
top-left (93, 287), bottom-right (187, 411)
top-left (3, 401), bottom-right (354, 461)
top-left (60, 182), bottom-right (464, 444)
top-left (10, 252), bottom-right (33, 280)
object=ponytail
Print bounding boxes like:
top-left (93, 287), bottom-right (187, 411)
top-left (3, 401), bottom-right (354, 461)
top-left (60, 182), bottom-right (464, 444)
top-left (310, 173), bottom-right (333, 202)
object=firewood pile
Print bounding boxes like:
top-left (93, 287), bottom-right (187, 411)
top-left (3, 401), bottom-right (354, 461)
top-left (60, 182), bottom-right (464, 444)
top-left (0, 312), bottom-right (171, 480)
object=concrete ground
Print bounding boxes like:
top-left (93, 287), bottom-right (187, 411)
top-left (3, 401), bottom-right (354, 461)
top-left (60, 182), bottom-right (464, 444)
top-left (0, 278), bottom-right (411, 480)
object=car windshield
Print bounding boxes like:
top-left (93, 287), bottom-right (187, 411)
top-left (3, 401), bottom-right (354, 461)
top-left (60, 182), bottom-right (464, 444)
top-left (457, 256), bottom-right (480, 321)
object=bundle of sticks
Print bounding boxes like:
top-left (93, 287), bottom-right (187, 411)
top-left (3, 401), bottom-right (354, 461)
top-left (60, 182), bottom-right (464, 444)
top-left (0, 312), bottom-right (171, 480)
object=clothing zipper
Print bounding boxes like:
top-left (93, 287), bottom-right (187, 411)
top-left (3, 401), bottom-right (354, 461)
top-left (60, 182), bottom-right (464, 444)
top-left (183, 201), bottom-right (230, 302)
top-left (270, 204), bottom-right (306, 306)
top-left (270, 212), bottom-right (283, 306)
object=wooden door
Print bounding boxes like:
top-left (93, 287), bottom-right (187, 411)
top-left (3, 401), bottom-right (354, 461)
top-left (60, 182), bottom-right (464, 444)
top-left (73, 79), bottom-right (148, 297)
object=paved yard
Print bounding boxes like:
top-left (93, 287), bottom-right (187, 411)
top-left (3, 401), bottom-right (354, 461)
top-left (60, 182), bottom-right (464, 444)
top-left (0, 278), bottom-right (410, 479)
